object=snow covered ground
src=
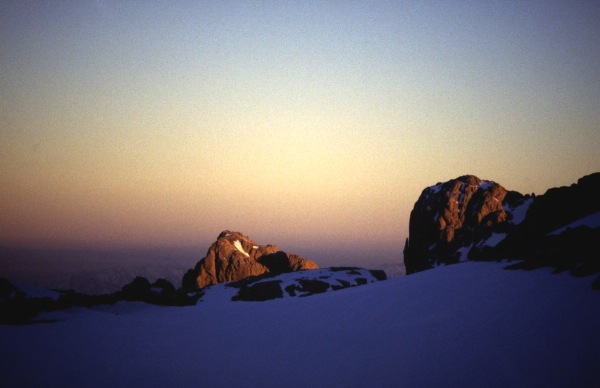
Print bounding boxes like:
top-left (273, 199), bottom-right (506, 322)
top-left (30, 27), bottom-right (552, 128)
top-left (2, 261), bottom-right (599, 387)
top-left (549, 210), bottom-right (600, 235)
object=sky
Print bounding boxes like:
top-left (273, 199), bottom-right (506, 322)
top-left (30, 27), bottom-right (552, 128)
top-left (1, 1), bottom-right (599, 267)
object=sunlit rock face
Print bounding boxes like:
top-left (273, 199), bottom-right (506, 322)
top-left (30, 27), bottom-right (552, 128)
top-left (181, 231), bottom-right (318, 291)
top-left (404, 172), bottom-right (600, 280)
top-left (404, 175), bottom-right (528, 274)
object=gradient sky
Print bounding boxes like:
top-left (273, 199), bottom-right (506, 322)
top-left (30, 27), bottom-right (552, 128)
top-left (1, 1), bottom-right (599, 267)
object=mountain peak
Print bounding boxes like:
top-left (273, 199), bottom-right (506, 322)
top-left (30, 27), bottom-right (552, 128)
top-left (181, 231), bottom-right (318, 292)
top-left (404, 175), bottom-right (529, 274)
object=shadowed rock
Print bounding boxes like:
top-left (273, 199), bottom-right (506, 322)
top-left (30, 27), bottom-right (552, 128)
top-left (232, 280), bottom-right (283, 301)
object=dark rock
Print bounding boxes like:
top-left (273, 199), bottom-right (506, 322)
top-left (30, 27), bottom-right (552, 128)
top-left (258, 251), bottom-right (319, 274)
top-left (232, 280), bottom-right (283, 302)
top-left (226, 273), bottom-right (276, 289)
top-left (297, 279), bottom-right (330, 295)
top-left (494, 173), bottom-right (600, 264)
top-left (121, 276), bottom-right (151, 296)
top-left (151, 278), bottom-right (176, 294)
top-left (330, 267), bottom-right (362, 275)
top-left (117, 276), bottom-right (197, 306)
top-left (368, 270), bottom-right (387, 281)
top-left (335, 279), bottom-right (351, 288)
top-left (0, 278), bottom-right (24, 300)
top-left (285, 284), bottom-right (297, 296)
top-left (592, 276), bottom-right (600, 291)
top-left (0, 297), bottom-right (55, 325)
top-left (1, 275), bottom-right (201, 324)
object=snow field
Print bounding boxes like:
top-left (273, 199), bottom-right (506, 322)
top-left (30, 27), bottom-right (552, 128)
top-left (1, 261), bottom-right (599, 387)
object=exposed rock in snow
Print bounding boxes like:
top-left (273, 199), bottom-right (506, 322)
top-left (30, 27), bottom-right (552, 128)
top-left (404, 175), bottom-right (527, 273)
top-left (196, 267), bottom-right (386, 303)
top-left (181, 231), bottom-right (318, 291)
top-left (405, 172), bottom-right (600, 278)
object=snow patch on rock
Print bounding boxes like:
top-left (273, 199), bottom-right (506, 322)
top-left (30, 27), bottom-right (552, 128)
top-left (233, 240), bottom-right (250, 257)
top-left (478, 232), bottom-right (507, 248)
top-left (506, 197), bottom-right (533, 225)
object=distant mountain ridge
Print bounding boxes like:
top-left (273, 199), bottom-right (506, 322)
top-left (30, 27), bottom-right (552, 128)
top-left (404, 172), bottom-right (600, 285)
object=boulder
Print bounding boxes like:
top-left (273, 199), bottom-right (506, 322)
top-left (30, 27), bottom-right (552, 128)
top-left (232, 280), bottom-right (284, 302)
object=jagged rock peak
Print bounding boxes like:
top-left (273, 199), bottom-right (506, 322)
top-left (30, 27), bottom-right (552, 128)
top-left (404, 175), bottom-right (528, 274)
top-left (422, 175), bottom-right (512, 236)
top-left (181, 231), bottom-right (318, 292)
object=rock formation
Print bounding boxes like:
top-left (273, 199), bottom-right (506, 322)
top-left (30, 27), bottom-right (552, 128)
top-left (218, 267), bottom-right (387, 302)
top-left (404, 172), bottom-right (600, 284)
top-left (0, 276), bottom-right (199, 324)
top-left (404, 175), bottom-right (528, 274)
top-left (495, 172), bottom-right (600, 279)
top-left (181, 231), bottom-right (318, 292)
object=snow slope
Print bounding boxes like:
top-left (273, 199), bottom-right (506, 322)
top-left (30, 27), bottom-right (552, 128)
top-left (549, 210), bottom-right (600, 235)
top-left (4, 279), bottom-right (60, 300)
top-left (1, 261), bottom-right (599, 387)
top-left (198, 267), bottom-right (384, 304)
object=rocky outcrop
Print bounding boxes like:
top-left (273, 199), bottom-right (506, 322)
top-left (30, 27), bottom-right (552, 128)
top-left (404, 175), bottom-right (528, 274)
top-left (216, 267), bottom-right (387, 302)
top-left (404, 173), bottom-right (600, 283)
top-left (496, 173), bottom-right (600, 279)
top-left (181, 231), bottom-right (318, 292)
top-left (0, 276), bottom-right (199, 324)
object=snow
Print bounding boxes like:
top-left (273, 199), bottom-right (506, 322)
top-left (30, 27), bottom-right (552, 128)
top-left (548, 211), bottom-right (600, 235)
top-left (456, 246), bottom-right (470, 261)
top-left (478, 232), bottom-right (507, 248)
top-left (506, 197), bottom-right (533, 225)
top-left (2, 261), bottom-right (599, 387)
top-left (427, 183), bottom-right (444, 196)
top-left (233, 239), bottom-right (250, 257)
top-left (6, 280), bottom-right (60, 300)
top-left (479, 180), bottom-right (494, 190)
